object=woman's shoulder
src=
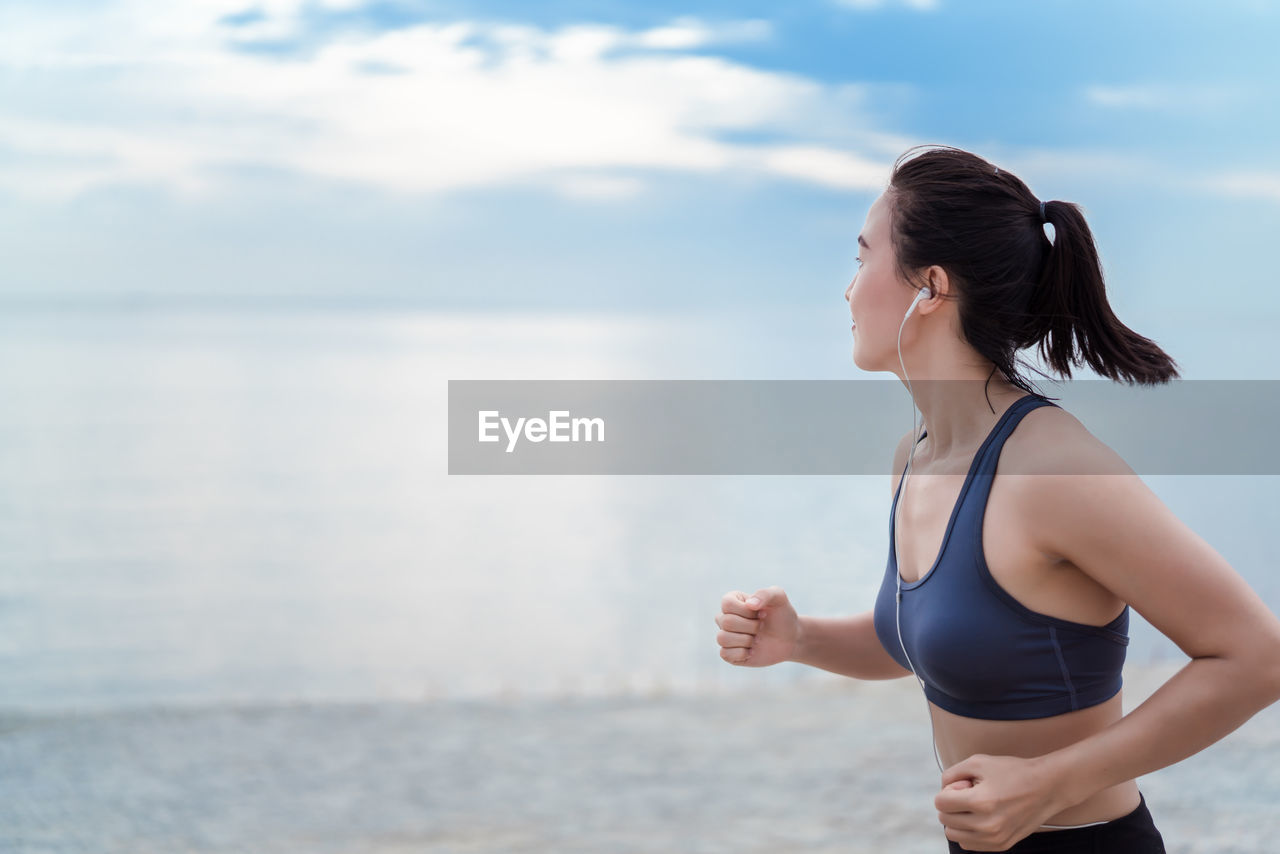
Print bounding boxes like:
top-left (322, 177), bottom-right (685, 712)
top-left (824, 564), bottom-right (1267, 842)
top-left (1003, 398), bottom-right (1136, 478)
top-left (1001, 400), bottom-right (1150, 560)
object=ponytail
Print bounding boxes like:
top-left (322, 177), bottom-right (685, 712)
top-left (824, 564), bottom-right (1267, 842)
top-left (1032, 200), bottom-right (1180, 385)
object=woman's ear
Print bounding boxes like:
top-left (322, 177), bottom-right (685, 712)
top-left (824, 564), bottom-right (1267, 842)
top-left (921, 266), bottom-right (950, 305)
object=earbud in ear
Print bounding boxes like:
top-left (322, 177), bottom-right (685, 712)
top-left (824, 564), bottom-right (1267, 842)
top-left (904, 286), bottom-right (932, 319)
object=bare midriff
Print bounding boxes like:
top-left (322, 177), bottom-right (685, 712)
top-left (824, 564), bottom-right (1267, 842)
top-left (929, 690), bottom-right (1141, 829)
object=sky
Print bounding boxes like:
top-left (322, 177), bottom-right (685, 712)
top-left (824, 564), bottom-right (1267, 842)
top-left (1, 0), bottom-right (1278, 372)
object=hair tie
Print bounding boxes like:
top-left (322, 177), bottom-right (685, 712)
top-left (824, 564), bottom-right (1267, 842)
top-left (1039, 200), bottom-right (1047, 222)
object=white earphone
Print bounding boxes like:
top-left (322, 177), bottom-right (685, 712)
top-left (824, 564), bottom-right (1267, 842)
top-left (892, 283), bottom-right (946, 774)
top-left (906, 285), bottom-right (933, 316)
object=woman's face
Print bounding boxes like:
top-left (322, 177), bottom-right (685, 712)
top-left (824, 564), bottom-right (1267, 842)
top-left (845, 192), bottom-right (914, 373)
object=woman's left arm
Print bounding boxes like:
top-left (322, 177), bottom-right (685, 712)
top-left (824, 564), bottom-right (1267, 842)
top-left (936, 440), bottom-right (1280, 851)
top-left (1027, 453), bottom-right (1280, 808)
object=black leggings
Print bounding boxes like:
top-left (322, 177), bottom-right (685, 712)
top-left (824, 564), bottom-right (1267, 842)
top-left (946, 791), bottom-right (1166, 853)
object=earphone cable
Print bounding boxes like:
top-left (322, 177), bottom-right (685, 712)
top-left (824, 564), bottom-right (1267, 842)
top-left (894, 287), bottom-right (945, 775)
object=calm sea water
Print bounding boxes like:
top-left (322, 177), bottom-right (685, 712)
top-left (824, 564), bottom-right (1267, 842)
top-left (0, 305), bottom-right (1274, 713)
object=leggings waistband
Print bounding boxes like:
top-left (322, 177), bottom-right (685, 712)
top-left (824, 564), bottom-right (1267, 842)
top-left (1035, 791), bottom-right (1146, 832)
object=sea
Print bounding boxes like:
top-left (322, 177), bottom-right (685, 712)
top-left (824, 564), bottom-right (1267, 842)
top-left (2, 303), bottom-right (1277, 853)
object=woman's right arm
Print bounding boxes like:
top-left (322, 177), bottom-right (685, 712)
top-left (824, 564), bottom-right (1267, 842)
top-left (789, 611), bottom-right (912, 680)
top-left (789, 428), bottom-right (917, 680)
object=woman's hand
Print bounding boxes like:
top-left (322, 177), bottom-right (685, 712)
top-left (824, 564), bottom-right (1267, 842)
top-left (935, 754), bottom-right (1069, 852)
top-left (715, 586), bottom-right (800, 668)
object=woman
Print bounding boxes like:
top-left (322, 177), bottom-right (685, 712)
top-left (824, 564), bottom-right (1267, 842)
top-left (714, 145), bottom-right (1280, 852)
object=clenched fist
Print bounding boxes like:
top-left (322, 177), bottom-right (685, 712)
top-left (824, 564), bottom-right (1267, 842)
top-left (715, 586), bottom-right (800, 667)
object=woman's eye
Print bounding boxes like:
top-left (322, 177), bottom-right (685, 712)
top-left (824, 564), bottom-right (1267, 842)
top-left (856, 257), bottom-right (864, 266)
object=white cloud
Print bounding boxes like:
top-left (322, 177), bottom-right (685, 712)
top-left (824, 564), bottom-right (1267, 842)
top-left (1198, 171), bottom-right (1280, 203)
top-left (555, 174), bottom-right (649, 200)
top-left (747, 145), bottom-right (888, 191)
top-left (974, 146), bottom-right (1280, 208)
top-left (0, 3), bottom-right (902, 203)
top-left (0, 115), bottom-right (214, 197)
top-left (1083, 83), bottom-right (1247, 112)
top-left (632, 16), bottom-right (773, 48)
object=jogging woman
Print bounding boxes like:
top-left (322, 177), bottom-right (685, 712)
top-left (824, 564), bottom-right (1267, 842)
top-left (714, 145), bottom-right (1280, 852)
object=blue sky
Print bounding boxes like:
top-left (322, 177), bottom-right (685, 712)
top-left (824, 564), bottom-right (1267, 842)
top-left (1, 0), bottom-right (1277, 370)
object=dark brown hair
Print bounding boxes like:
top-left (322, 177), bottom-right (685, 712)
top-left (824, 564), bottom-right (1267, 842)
top-left (886, 144), bottom-right (1179, 400)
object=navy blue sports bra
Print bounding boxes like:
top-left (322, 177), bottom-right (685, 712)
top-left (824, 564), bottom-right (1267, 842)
top-left (872, 393), bottom-right (1129, 721)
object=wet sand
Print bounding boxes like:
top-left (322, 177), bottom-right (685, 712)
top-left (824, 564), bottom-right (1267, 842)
top-left (2, 659), bottom-right (1277, 853)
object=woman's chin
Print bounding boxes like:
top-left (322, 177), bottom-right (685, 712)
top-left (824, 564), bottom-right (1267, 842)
top-left (850, 345), bottom-right (887, 374)
top-left (850, 339), bottom-right (869, 371)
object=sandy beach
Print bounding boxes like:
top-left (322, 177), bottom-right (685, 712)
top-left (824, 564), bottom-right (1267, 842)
top-left (4, 658), bottom-right (1279, 853)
